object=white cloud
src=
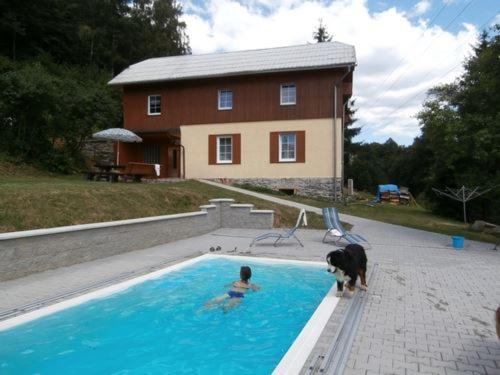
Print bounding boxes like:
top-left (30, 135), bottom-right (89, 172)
top-left (492, 13), bottom-right (500, 26)
top-left (179, 0), bottom-right (478, 145)
top-left (411, 0), bottom-right (432, 17)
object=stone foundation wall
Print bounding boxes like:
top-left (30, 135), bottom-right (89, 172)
top-left (0, 199), bottom-right (273, 281)
top-left (223, 177), bottom-right (338, 199)
top-left (81, 140), bottom-right (115, 165)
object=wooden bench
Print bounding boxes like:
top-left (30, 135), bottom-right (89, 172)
top-left (118, 162), bottom-right (157, 182)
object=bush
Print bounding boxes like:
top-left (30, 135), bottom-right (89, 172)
top-left (0, 58), bottom-right (121, 173)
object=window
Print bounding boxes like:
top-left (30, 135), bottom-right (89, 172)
top-left (279, 133), bottom-right (296, 162)
top-left (280, 84), bottom-right (296, 105)
top-left (148, 95), bottom-right (161, 115)
top-left (144, 144), bottom-right (161, 164)
top-left (218, 90), bottom-right (233, 110)
top-left (217, 136), bottom-right (232, 163)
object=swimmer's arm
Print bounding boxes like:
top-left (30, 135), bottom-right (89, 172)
top-left (251, 283), bottom-right (261, 291)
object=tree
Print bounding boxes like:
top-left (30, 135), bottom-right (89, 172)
top-left (0, 0), bottom-right (191, 172)
top-left (0, 0), bottom-right (190, 74)
top-left (312, 19), bottom-right (333, 43)
top-left (0, 60), bottom-right (122, 172)
top-left (344, 139), bottom-right (410, 192)
top-left (343, 99), bottom-right (361, 168)
top-left (413, 25), bottom-right (500, 223)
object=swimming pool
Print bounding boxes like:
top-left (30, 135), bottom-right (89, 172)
top-left (0, 255), bottom-right (338, 374)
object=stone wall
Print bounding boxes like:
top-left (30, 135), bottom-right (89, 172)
top-left (223, 177), bottom-right (338, 199)
top-left (0, 199), bottom-right (273, 281)
top-left (81, 139), bottom-right (115, 166)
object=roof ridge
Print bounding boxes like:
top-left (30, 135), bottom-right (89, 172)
top-left (110, 42), bottom-right (356, 85)
top-left (137, 41), bottom-right (352, 65)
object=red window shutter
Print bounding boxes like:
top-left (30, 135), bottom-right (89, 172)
top-left (270, 132), bottom-right (279, 163)
top-left (232, 134), bottom-right (241, 164)
top-left (208, 135), bottom-right (217, 165)
top-left (296, 131), bottom-right (305, 163)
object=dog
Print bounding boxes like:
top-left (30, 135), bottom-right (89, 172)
top-left (326, 244), bottom-right (368, 297)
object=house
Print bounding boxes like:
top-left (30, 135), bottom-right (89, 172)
top-left (108, 42), bottom-right (356, 197)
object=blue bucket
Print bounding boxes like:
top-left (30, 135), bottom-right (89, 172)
top-left (452, 236), bottom-right (464, 249)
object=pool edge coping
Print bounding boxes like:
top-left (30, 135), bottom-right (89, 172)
top-left (0, 253), bottom-right (339, 375)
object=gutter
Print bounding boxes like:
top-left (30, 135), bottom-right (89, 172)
top-left (333, 64), bottom-right (354, 200)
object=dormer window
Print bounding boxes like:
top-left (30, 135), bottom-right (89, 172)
top-left (148, 95), bottom-right (161, 115)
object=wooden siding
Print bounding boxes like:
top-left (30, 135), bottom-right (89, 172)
top-left (123, 68), bottom-right (352, 131)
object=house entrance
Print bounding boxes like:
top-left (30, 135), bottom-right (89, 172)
top-left (167, 146), bottom-right (180, 178)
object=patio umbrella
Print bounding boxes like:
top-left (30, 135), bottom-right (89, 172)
top-left (92, 128), bottom-right (142, 164)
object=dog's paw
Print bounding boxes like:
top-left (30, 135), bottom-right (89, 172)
top-left (360, 285), bottom-right (368, 291)
top-left (336, 291), bottom-right (343, 298)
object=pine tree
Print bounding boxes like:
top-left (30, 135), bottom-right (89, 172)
top-left (312, 19), bottom-right (333, 43)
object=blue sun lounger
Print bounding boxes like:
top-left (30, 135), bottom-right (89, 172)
top-left (250, 209), bottom-right (307, 247)
top-left (322, 207), bottom-right (368, 245)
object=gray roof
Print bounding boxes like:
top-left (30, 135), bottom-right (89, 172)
top-left (108, 42), bottom-right (356, 86)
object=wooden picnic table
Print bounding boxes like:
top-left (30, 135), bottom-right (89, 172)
top-left (94, 164), bottom-right (126, 172)
top-left (86, 164), bottom-right (126, 182)
top-left (85, 163), bottom-right (158, 182)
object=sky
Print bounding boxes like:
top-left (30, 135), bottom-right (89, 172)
top-left (178, 0), bottom-right (499, 145)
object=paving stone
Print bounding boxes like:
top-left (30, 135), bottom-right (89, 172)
top-left (406, 355), bottom-right (431, 366)
top-left (430, 358), bottom-right (458, 370)
top-left (343, 368), bottom-right (366, 375)
top-left (419, 364), bottom-right (447, 374)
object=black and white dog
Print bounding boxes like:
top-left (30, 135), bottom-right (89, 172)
top-left (326, 244), bottom-right (368, 297)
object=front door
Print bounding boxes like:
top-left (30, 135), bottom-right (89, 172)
top-left (166, 147), bottom-right (180, 178)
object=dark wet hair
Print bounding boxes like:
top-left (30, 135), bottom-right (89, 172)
top-left (240, 266), bottom-right (252, 281)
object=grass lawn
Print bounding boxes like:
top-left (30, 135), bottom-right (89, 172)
top-left (233, 184), bottom-right (498, 244)
top-left (0, 166), bottom-right (328, 233)
top-left (1, 157), bottom-right (494, 243)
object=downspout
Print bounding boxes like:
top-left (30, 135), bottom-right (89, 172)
top-left (179, 144), bottom-right (186, 179)
top-left (333, 65), bottom-right (353, 200)
top-left (342, 99), bottom-right (349, 189)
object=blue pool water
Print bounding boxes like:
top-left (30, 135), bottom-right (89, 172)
top-left (0, 257), bottom-right (333, 374)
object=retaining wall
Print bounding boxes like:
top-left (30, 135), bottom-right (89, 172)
top-left (0, 199), bottom-right (273, 281)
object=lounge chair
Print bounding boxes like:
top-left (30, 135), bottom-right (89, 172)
top-left (322, 207), bottom-right (368, 246)
top-left (250, 209), bottom-right (307, 247)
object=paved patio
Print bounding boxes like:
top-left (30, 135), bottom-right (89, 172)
top-left (0, 215), bottom-right (498, 374)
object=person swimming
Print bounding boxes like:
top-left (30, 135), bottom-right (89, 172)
top-left (205, 266), bottom-right (260, 312)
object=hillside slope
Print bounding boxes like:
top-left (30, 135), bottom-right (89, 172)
top-left (0, 159), bottom-right (325, 233)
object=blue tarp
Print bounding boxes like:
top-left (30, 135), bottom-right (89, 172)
top-left (375, 184), bottom-right (399, 202)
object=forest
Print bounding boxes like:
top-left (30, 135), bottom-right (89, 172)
top-left (0, 0), bottom-right (189, 171)
top-left (0, 1), bottom-right (498, 223)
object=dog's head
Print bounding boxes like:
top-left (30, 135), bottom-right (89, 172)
top-left (326, 250), bottom-right (348, 274)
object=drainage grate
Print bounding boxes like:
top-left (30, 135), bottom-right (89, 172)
top-left (305, 263), bottom-right (377, 375)
top-left (0, 252), bottom-right (202, 322)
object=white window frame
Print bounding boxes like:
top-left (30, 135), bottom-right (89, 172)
top-left (218, 90), bottom-right (233, 110)
top-left (279, 133), bottom-right (296, 162)
top-left (216, 135), bottom-right (233, 164)
top-left (148, 95), bottom-right (162, 116)
top-left (280, 84), bottom-right (296, 106)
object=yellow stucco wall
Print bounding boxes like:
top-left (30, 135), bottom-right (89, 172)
top-left (181, 118), bottom-right (342, 179)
